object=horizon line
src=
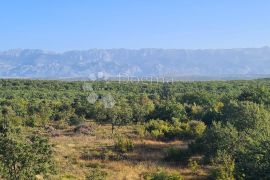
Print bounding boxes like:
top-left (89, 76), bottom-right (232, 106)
top-left (0, 46), bottom-right (270, 53)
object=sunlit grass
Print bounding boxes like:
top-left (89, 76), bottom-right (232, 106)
top-left (49, 122), bottom-right (209, 179)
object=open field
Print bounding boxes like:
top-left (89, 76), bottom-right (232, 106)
top-left (49, 122), bottom-right (209, 180)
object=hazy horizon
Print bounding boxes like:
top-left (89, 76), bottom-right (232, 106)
top-left (1, 46), bottom-right (270, 53)
top-left (1, 47), bottom-right (270, 80)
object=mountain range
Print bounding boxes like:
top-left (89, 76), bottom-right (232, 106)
top-left (1, 47), bottom-right (270, 80)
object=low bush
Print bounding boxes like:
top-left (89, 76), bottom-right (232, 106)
top-left (25, 115), bottom-right (41, 127)
top-left (184, 120), bottom-right (206, 138)
top-left (134, 124), bottom-right (147, 138)
top-left (164, 147), bottom-right (191, 164)
top-left (68, 115), bottom-right (85, 126)
top-left (145, 119), bottom-right (171, 139)
top-left (114, 135), bottom-right (134, 153)
top-left (210, 151), bottom-right (235, 180)
top-left (145, 119), bottom-right (206, 140)
top-left (188, 159), bottom-right (200, 175)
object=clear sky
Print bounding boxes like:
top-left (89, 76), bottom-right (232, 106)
top-left (0, 0), bottom-right (270, 51)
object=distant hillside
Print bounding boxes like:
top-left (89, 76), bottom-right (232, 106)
top-left (1, 47), bottom-right (270, 80)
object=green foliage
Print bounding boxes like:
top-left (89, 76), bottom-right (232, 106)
top-left (237, 86), bottom-right (270, 105)
top-left (0, 121), bottom-right (54, 179)
top-left (143, 170), bottom-right (183, 180)
top-left (211, 151), bottom-right (235, 180)
top-left (198, 101), bottom-right (270, 179)
top-left (2, 78), bottom-right (270, 178)
top-left (186, 120), bottom-right (206, 138)
top-left (181, 91), bottom-right (214, 106)
top-left (152, 102), bottom-right (187, 122)
top-left (114, 135), bottom-right (134, 153)
top-left (222, 101), bottom-right (270, 131)
top-left (197, 121), bottom-right (239, 162)
top-left (186, 103), bottom-right (205, 121)
top-left (0, 107), bottom-right (54, 180)
top-left (145, 119), bottom-right (206, 140)
top-left (134, 124), bottom-right (146, 138)
top-left (132, 94), bottom-right (155, 122)
top-left (94, 99), bottom-right (133, 133)
top-left (145, 119), bottom-right (171, 139)
top-left (68, 115), bottom-right (85, 126)
top-left (188, 159), bottom-right (200, 175)
top-left (165, 147), bottom-right (191, 163)
top-left (201, 102), bottom-right (224, 125)
top-left (234, 140), bottom-right (270, 179)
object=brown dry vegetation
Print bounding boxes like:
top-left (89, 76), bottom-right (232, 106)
top-left (47, 122), bottom-right (209, 180)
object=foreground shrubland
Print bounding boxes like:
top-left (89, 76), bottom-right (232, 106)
top-left (1, 79), bottom-right (270, 179)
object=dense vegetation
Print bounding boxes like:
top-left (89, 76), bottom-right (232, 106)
top-left (0, 78), bottom-right (270, 179)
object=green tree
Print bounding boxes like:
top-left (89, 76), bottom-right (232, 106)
top-left (132, 94), bottom-right (155, 123)
top-left (0, 110), bottom-right (54, 180)
top-left (211, 151), bottom-right (235, 180)
top-left (199, 102), bottom-right (270, 179)
top-left (108, 102), bottom-right (133, 133)
top-left (153, 102), bottom-right (186, 122)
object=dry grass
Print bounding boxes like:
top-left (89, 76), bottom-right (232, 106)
top-left (49, 123), bottom-right (209, 180)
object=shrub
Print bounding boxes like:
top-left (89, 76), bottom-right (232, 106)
top-left (143, 170), bottom-right (183, 180)
top-left (145, 119), bottom-right (171, 139)
top-left (188, 159), bottom-right (200, 175)
top-left (186, 120), bottom-right (206, 138)
top-left (25, 116), bottom-right (36, 127)
top-left (145, 119), bottom-right (206, 140)
top-left (68, 115), bottom-right (85, 126)
top-left (164, 126), bottom-right (183, 140)
top-left (211, 151), bottom-right (235, 180)
top-left (114, 135), bottom-right (134, 153)
top-left (145, 119), bottom-right (183, 140)
top-left (234, 140), bottom-right (270, 179)
top-left (196, 121), bottom-right (239, 162)
top-left (0, 134), bottom-right (54, 179)
top-left (165, 147), bottom-right (191, 163)
top-left (134, 124), bottom-right (146, 138)
top-left (25, 115), bottom-right (43, 127)
top-left (86, 167), bottom-right (108, 180)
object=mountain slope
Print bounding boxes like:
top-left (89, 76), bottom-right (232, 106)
top-left (1, 47), bottom-right (270, 79)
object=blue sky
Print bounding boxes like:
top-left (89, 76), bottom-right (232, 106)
top-left (0, 0), bottom-right (269, 51)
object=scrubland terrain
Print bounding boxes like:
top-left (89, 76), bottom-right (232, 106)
top-left (1, 79), bottom-right (270, 179)
top-left (49, 123), bottom-right (208, 180)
